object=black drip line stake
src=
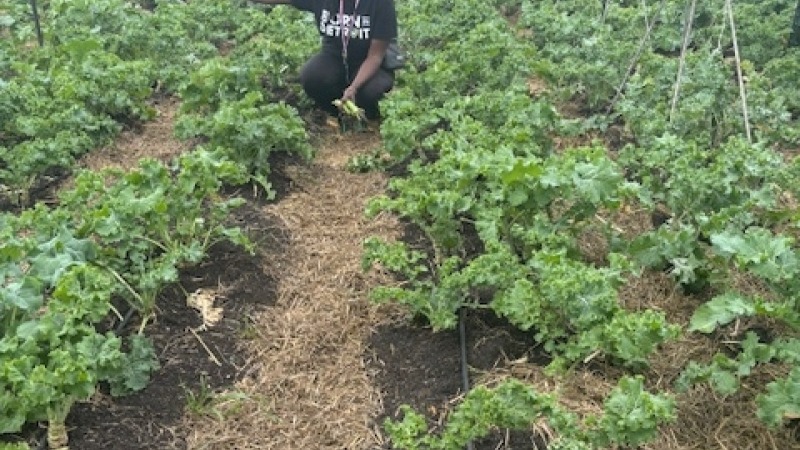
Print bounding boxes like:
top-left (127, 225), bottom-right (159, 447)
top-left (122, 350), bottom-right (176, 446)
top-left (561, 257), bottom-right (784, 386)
top-left (458, 307), bottom-right (475, 450)
top-left (114, 306), bottom-right (138, 335)
top-left (29, 0), bottom-right (44, 47)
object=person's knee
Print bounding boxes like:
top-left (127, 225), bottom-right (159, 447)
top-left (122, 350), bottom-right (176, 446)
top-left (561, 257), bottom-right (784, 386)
top-left (299, 56), bottom-right (343, 96)
top-left (299, 69), bottom-right (332, 94)
top-left (356, 86), bottom-right (383, 105)
top-left (358, 70), bottom-right (394, 102)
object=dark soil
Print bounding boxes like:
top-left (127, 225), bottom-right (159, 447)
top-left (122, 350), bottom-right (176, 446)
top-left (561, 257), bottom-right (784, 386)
top-left (367, 217), bottom-right (550, 449)
top-left (60, 200), bottom-right (288, 450)
top-left (0, 166), bottom-right (69, 213)
top-left (50, 151), bottom-right (301, 450)
top-left (220, 148), bottom-right (307, 206)
top-left (367, 308), bottom-right (551, 450)
top-left (1, 150), bottom-right (312, 450)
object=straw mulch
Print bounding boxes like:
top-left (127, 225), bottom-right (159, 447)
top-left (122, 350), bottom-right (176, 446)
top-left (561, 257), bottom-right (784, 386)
top-left (182, 129), bottom-right (402, 449)
top-left (81, 97), bottom-right (191, 173)
top-left (471, 265), bottom-right (799, 450)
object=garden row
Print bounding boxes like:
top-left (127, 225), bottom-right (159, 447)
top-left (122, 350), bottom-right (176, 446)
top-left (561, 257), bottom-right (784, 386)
top-left (1, 0), bottom-right (315, 446)
top-left (365, 0), bottom-right (800, 448)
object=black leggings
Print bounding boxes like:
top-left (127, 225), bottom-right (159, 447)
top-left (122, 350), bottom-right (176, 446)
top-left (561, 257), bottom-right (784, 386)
top-left (298, 51), bottom-right (394, 120)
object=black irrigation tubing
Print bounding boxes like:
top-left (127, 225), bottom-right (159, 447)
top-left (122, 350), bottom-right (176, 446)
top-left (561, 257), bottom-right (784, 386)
top-left (458, 306), bottom-right (475, 450)
top-left (34, 428), bottom-right (47, 450)
top-left (114, 305), bottom-right (137, 335)
top-left (29, 0), bottom-right (44, 47)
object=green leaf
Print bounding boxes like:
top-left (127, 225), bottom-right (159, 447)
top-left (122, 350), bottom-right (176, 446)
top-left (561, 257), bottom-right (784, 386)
top-left (14, 320), bottom-right (43, 341)
top-left (689, 293), bottom-right (757, 333)
top-left (2, 277), bottom-right (44, 312)
top-left (107, 335), bottom-right (159, 396)
top-left (710, 231), bottom-right (749, 257)
top-left (757, 367), bottom-right (800, 427)
top-left (0, 15), bottom-right (15, 27)
top-left (710, 370), bottom-right (739, 396)
top-left (596, 376), bottom-right (676, 447)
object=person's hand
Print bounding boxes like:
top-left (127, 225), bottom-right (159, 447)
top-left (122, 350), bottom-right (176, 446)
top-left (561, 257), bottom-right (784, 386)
top-left (342, 85), bottom-right (358, 102)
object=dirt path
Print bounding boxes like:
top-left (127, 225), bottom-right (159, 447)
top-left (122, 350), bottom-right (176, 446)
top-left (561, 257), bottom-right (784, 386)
top-left (181, 130), bottom-right (404, 449)
top-left (81, 97), bottom-right (191, 173)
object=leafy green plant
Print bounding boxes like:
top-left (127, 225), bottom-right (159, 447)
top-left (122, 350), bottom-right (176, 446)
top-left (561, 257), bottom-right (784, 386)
top-left (385, 376), bottom-right (675, 450)
top-left (758, 366), bottom-right (800, 427)
top-left (362, 0), bottom-right (683, 379)
top-left (0, 264), bottom-right (159, 434)
top-left (54, 149), bottom-right (252, 327)
top-left (590, 376), bottom-right (677, 448)
top-left (0, 33), bottom-right (156, 200)
top-left (176, 92), bottom-right (312, 194)
top-left (184, 375), bottom-right (249, 421)
top-left (680, 288), bottom-right (800, 427)
top-left (0, 443), bottom-right (31, 450)
top-left (366, 0), bottom-right (800, 444)
top-left (617, 136), bottom-right (792, 292)
top-left (1, 0), bottom-right (315, 439)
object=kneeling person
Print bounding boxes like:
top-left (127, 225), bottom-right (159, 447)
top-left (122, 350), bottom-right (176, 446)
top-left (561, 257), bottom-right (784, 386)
top-left (253, 0), bottom-right (398, 120)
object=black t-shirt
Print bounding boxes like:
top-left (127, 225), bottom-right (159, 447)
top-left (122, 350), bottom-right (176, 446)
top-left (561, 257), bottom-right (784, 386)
top-left (291, 0), bottom-right (398, 64)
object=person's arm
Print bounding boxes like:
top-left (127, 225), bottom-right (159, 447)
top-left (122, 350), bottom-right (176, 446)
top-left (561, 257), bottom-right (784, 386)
top-left (341, 39), bottom-right (389, 101)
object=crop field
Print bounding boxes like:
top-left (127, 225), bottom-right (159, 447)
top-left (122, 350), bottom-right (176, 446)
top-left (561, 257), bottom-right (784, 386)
top-left (2, 0), bottom-right (800, 449)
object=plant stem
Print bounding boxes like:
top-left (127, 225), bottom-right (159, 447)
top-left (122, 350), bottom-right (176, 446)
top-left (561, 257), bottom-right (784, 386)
top-left (98, 263), bottom-right (146, 310)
